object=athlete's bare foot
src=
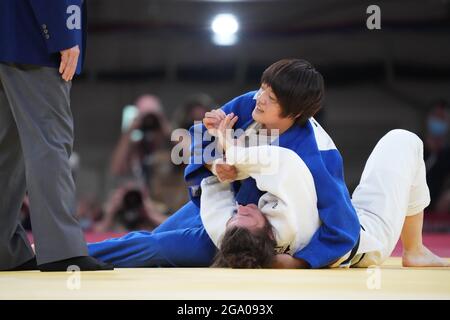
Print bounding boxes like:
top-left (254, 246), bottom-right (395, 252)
top-left (402, 245), bottom-right (449, 267)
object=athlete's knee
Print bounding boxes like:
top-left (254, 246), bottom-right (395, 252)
top-left (385, 129), bottom-right (423, 151)
top-left (386, 129), bottom-right (418, 140)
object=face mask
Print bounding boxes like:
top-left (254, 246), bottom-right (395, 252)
top-left (428, 118), bottom-right (448, 137)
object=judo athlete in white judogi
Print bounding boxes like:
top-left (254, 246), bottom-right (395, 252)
top-left (204, 121), bottom-right (448, 268)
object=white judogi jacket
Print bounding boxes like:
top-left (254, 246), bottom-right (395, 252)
top-left (200, 145), bottom-right (321, 255)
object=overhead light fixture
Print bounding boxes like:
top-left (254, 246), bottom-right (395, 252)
top-left (211, 13), bottom-right (239, 46)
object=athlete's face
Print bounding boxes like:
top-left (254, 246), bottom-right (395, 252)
top-left (226, 204), bottom-right (267, 234)
top-left (252, 83), bottom-right (295, 131)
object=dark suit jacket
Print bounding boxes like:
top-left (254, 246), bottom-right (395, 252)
top-left (0, 0), bottom-right (87, 74)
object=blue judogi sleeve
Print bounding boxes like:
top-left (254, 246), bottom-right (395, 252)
top-left (292, 136), bottom-right (360, 269)
top-left (184, 91), bottom-right (257, 206)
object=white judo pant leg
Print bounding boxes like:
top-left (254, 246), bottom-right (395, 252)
top-left (351, 129), bottom-right (430, 266)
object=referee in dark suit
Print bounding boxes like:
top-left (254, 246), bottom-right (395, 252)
top-left (0, 0), bottom-right (112, 271)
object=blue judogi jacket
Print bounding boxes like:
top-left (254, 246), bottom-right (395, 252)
top-left (184, 91), bottom-right (360, 268)
top-left (0, 0), bottom-right (86, 74)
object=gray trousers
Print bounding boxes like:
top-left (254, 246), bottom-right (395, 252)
top-left (0, 63), bottom-right (88, 269)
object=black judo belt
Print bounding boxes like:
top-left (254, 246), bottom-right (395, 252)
top-left (340, 225), bottom-right (366, 266)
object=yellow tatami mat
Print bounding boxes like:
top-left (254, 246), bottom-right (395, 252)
top-left (1, 258), bottom-right (449, 300)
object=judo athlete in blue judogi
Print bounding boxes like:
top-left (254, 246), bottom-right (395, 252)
top-left (88, 59), bottom-right (362, 268)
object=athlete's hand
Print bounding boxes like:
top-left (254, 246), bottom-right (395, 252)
top-left (203, 109), bottom-right (227, 136)
top-left (213, 162), bottom-right (238, 183)
top-left (217, 113), bottom-right (239, 152)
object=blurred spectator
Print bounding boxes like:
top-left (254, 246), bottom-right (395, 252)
top-left (173, 93), bottom-right (217, 130)
top-left (423, 100), bottom-right (450, 213)
top-left (171, 93), bottom-right (217, 164)
top-left (148, 159), bottom-right (189, 215)
top-left (106, 93), bottom-right (216, 222)
top-left (109, 94), bottom-right (172, 186)
top-left (95, 181), bottom-right (166, 232)
top-left (75, 196), bottom-right (104, 231)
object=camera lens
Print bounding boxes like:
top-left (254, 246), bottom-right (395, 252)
top-left (140, 114), bottom-right (161, 133)
top-left (123, 190), bottom-right (143, 210)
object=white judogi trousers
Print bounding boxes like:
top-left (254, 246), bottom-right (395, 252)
top-left (351, 129), bottom-right (431, 267)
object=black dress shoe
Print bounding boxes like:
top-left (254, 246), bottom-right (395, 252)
top-left (7, 257), bottom-right (38, 271)
top-left (38, 256), bottom-right (114, 272)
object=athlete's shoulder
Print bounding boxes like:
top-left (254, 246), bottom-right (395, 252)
top-left (287, 118), bottom-right (342, 174)
top-left (309, 118), bottom-right (337, 152)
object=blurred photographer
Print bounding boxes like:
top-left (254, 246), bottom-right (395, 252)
top-left (110, 94), bottom-right (172, 186)
top-left (173, 93), bottom-right (217, 131)
top-left (172, 93), bottom-right (217, 164)
top-left (95, 182), bottom-right (166, 232)
top-left (75, 196), bottom-right (104, 232)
